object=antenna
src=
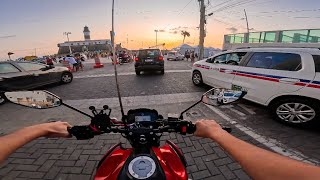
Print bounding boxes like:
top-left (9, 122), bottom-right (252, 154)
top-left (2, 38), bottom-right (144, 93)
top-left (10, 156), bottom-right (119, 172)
top-left (111, 0), bottom-right (125, 120)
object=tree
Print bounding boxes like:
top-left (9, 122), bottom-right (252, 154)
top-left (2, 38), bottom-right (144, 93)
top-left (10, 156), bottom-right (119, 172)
top-left (181, 31), bottom-right (190, 44)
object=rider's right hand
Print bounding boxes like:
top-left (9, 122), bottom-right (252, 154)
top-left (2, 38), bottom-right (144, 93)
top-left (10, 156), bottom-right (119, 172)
top-left (194, 119), bottom-right (225, 140)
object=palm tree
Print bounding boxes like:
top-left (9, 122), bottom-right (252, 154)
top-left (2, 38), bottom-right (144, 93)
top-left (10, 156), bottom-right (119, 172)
top-left (181, 31), bottom-right (190, 44)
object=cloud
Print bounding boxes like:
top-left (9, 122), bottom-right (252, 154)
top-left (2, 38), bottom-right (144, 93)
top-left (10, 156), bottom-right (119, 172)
top-left (226, 27), bottom-right (238, 33)
top-left (169, 31), bottom-right (178, 34)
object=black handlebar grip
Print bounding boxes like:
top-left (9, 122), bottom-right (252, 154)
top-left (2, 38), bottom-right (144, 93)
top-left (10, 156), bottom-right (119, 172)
top-left (186, 123), bottom-right (196, 134)
top-left (222, 127), bottom-right (232, 133)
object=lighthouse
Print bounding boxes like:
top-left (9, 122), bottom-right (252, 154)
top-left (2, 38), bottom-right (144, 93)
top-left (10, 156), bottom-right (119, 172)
top-left (83, 26), bottom-right (90, 41)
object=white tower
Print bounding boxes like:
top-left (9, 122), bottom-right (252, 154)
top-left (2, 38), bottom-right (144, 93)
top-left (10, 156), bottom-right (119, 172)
top-left (83, 26), bottom-right (90, 41)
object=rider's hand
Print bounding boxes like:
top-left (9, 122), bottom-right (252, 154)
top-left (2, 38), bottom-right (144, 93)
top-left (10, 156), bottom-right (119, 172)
top-left (37, 121), bottom-right (72, 138)
top-left (194, 119), bottom-right (225, 140)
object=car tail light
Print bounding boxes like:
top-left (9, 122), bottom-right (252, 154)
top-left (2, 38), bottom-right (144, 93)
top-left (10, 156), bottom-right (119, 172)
top-left (134, 57), bottom-right (139, 61)
top-left (159, 56), bottom-right (164, 60)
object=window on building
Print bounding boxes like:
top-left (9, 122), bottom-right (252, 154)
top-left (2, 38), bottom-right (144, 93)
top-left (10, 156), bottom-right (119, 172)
top-left (281, 30), bottom-right (308, 43)
top-left (308, 30), bottom-right (320, 43)
top-left (312, 55), bottom-right (320, 72)
top-left (234, 34), bottom-right (245, 43)
top-left (249, 32), bottom-right (261, 43)
top-left (0, 63), bottom-right (20, 74)
top-left (246, 52), bottom-right (301, 71)
top-left (263, 32), bottom-right (276, 43)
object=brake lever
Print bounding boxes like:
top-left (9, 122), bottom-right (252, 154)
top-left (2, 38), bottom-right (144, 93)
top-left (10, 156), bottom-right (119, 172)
top-left (222, 126), bottom-right (232, 133)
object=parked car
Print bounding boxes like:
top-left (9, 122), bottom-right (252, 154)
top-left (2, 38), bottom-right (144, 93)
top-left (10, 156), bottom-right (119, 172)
top-left (167, 51), bottom-right (184, 61)
top-left (192, 47), bottom-right (320, 125)
top-left (0, 61), bottom-right (73, 105)
top-left (134, 49), bottom-right (164, 75)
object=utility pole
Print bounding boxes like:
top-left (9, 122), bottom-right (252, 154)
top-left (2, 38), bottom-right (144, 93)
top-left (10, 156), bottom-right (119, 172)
top-left (126, 34), bottom-right (129, 49)
top-left (63, 32), bottom-right (72, 54)
top-left (199, 0), bottom-right (205, 60)
top-left (34, 48), bottom-right (37, 56)
top-left (244, 9), bottom-right (250, 42)
top-left (154, 30), bottom-right (159, 47)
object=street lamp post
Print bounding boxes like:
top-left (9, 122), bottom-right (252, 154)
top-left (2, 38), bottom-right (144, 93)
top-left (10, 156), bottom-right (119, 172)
top-left (63, 32), bottom-right (72, 54)
top-left (154, 30), bottom-right (158, 47)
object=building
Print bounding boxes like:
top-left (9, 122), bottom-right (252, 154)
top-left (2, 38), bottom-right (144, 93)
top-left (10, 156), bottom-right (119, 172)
top-left (223, 28), bottom-right (320, 50)
top-left (172, 44), bottom-right (221, 58)
top-left (57, 26), bottom-right (112, 54)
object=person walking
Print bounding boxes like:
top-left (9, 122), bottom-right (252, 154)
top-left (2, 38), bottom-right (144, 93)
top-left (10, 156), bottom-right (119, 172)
top-left (191, 51), bottom-right (195, 63)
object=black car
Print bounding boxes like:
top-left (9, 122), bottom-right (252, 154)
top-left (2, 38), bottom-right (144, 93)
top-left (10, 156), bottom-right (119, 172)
top-left (0, 61), bottom-right (73, 104)
top-left (134, 49), bottom-right (164, 75)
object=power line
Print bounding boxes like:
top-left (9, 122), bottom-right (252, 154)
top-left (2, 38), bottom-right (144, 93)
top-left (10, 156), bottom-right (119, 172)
top-left (177, 0), bottom-right (193, 15)
top-left (161, 0), bottom-right (194, 30)
top-left (212, 0), bottom-right (257, 14)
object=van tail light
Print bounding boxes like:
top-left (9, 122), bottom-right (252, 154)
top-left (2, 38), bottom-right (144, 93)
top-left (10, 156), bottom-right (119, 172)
top-left (134, 57), bottom-right (139, 61)
top-left (159, 56), bottom-right (164, 61)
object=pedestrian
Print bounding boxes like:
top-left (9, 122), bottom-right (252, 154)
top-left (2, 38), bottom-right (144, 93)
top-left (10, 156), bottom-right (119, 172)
top-left (195, 52), bottom-right (198, 61)
top-left (191, 51), bottom-right (195, 63)
top-left (185, 50), bottom-right (190, 61)
top-left (65, 55), bottom-right (78, 72)
top-left (46, 57), bottom-right (54, 67)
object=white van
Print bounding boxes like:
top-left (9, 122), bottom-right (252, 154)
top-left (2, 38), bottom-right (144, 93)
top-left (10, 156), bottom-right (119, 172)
top-left (192, 47), bottom-right (320, 125)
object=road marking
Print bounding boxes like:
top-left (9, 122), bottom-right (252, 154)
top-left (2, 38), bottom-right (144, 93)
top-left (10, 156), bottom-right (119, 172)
top-left (74, 70), bottom-right (191, 79)
top-left (238, 104), bottom-right (256, 115)
top-left (205, 105), bottom-right (319, 165)
top-left (229, 108), bottom-right (246, 116)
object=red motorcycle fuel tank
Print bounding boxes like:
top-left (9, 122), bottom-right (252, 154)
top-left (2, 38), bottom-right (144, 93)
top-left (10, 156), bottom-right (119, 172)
top-left (94, 143), bottom-right (133, 180)
top-left (95, 141), bottom-right (187, 180)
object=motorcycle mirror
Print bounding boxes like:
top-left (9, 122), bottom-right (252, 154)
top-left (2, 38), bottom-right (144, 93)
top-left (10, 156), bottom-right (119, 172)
top-left (201, 88), bottom-right (247, 106)
top-left (4, 90), bottom-right (62, 109)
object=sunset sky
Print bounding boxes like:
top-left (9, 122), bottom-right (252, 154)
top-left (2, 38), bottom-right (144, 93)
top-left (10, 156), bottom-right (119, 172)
top-left (0, 0), bottom-right (319, 59)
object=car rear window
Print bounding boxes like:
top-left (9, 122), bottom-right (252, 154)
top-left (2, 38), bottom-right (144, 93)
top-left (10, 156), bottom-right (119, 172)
top-left (138, 49), bottom-right (161, 57)
top-left (312, 55), bottom-right (320, 72)
top-left (0, 63), bottom-right (20, 74)
top-left (246, 52), bottom-right (301, 71)
top-left (168, 52), bottom-right (175, 55)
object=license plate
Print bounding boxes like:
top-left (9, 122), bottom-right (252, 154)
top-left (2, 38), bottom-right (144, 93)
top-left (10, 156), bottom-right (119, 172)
top-left (145, 59), bottom-right (153, 62)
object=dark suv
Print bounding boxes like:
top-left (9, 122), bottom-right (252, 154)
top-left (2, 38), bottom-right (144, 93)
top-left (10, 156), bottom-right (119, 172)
top-left (134, 49), bottom-right (164, 75)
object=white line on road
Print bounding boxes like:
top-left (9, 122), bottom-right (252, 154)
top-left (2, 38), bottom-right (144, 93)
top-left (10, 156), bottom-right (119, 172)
top-left (229, 108), bottom-right (246, 116)
top-left (74, 70), bottom-right (191, 79)
top-left (238, 104), bottom-right (256, 115)
top-left (205, 105), bottom-right (319, 165)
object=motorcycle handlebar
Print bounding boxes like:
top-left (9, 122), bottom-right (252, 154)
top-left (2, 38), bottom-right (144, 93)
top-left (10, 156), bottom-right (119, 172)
top-left (68, 120), bottom-right (232, 140)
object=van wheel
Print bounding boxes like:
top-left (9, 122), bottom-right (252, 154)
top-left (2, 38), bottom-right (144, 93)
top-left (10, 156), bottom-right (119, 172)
top-left (270, 97), bottom-right (319, 125)
top-left (192, 71), bottom-right (203, 86)
top-left (0, 93), bottom-right (6, 105)
top-left (135, 70), bottom-right (141, 75)
top-left (160, 70), bottom-right (164, 75)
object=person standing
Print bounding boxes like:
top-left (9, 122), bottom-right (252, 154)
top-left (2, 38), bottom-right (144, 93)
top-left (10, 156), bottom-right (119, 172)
top-left (191, 51), bottom-right (195, 63)
top-left (65, 55), bottom-right (78, 72)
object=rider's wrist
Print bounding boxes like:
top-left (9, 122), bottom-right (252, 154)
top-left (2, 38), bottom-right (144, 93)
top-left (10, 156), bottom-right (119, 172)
top-left (210, 128), bottom-right (227, 141)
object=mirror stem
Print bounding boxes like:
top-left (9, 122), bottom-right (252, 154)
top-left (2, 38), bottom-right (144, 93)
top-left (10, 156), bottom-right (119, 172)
top-left (62, 102), bottom-right (93, 118)
top-left (179, 100), bottom-right (202, 119)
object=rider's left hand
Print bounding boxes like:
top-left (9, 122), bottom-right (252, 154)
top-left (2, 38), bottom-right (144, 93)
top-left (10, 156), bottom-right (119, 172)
top-left (38, 121), bottom-right (72, 138)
